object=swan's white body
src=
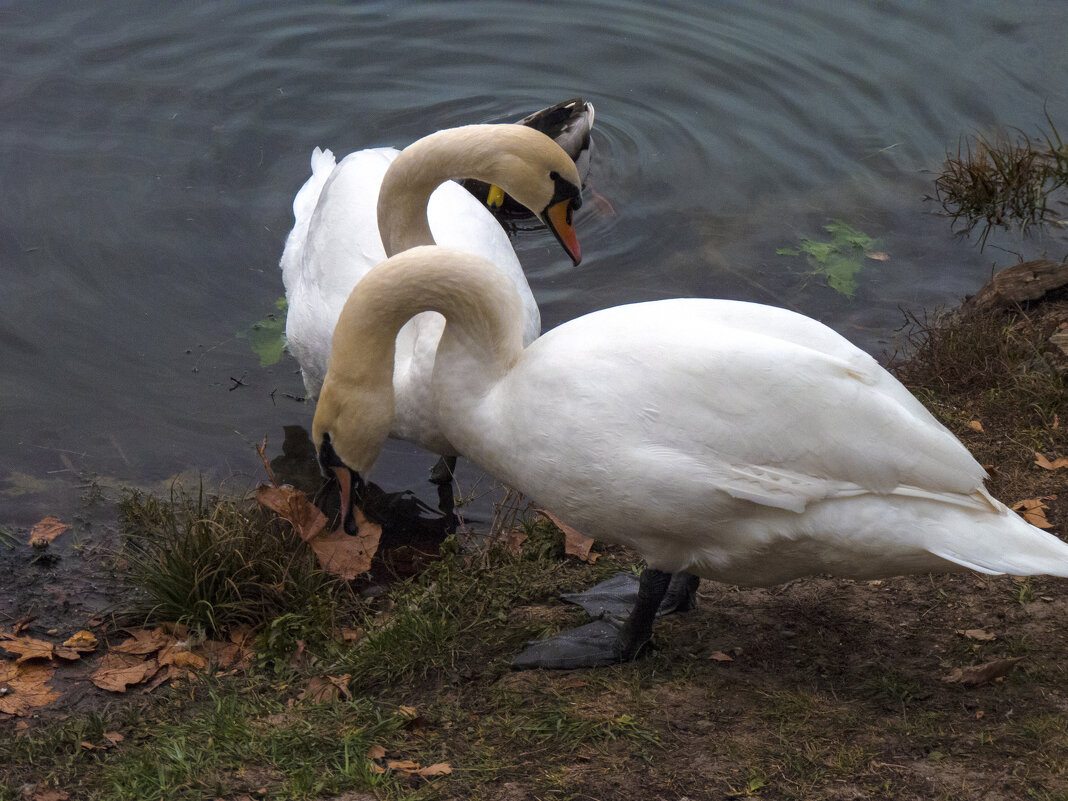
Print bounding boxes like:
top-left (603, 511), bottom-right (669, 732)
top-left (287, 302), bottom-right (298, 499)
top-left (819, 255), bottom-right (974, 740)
top-left (280, 144), bottom-right (538, 452)
top-left (316, 246), bottom-right (1068, 586)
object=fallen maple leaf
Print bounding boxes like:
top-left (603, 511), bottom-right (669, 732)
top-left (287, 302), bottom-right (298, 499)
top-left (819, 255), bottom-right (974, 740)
top-left (62, 630), bottom-right (98, 653)
top-left (28, 516), bottom-right (70, 548)
top-left (956, 628), bottom-right (996, 641)
top-left (157, 644), bottom-right (207, 671)
top-left (306, 506), bottom-right (382, 579)
top-left (0, 633), bottom-right (54, 663)
top-left (90, 653), bottom-right (159, 692)
top-left (1035, 452), bottom-right (1068, 470)
top-left (943, 657), bottom-right (1024, 686)
top-left (256, 483), bottom-right (328, 542)
top-left (1012, 498), bottom-right (1054, 529)
top-left (0, 660), bottom-right (61, 716)
top-left (537, 509), bottom-right (598, 563)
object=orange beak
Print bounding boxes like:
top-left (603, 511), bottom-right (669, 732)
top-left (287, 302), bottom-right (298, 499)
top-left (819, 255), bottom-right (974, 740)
top-left (544, 199), bottom-right (582, 265)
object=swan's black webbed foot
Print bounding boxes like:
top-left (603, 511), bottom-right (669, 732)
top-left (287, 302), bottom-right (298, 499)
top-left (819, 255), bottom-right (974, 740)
top-left (511, 568), bottom-right (672, 669)
top-left (428, 455), bottom-right (456, 486)
top-left (658, 571), bottom-right (700, 615)
top-left (559, 570), bottom-right (699, 619)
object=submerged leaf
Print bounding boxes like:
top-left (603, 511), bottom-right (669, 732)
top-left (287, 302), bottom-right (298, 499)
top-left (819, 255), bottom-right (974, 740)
top-left (239, 296), bottom-right (288, 367)
top-left (28, 516), bottom-right (70, 548)
top-left (778, 219), bottom-right (883, 298)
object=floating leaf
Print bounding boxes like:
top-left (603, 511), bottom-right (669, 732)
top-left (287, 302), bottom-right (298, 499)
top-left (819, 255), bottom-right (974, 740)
top-left (239, 296), bottom-right (288, 366)
top-left (28, 516), bottom-right (70, 548)
top-left (778, 220), bottom-right (882, 298)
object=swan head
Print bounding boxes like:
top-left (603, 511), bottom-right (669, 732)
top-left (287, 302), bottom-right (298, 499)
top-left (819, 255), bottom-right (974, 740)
top-left (482, 126), bottom-right (584, 265)
top-left (312, 373), bottom-right (394, 532)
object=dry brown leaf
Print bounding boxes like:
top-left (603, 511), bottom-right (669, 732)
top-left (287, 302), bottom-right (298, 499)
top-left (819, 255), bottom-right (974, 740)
top-left (416, 762), bottom-right (452, 778)
top-left (90, 653), bottom-right (159, 692)
top-left (367, 744), bottom-right (386, 759)
top-left (256, 483), bottom-right (328, 542)
top-left (0, 660), bottom-right (61, 716)
top-left (709, 650), bottom-right (735, 662)
top-left (1012, 498), bottom-right (1054, 529)
top-left (299, 676), bottom-right (341, 703)
top-left (942, 657), bottom-right (1024, 686)
top-left (306, 506), bottom-right (382, 579)
top-left (866, 251), bottom-right (890, 261)
top-left (0, 633), bottom-right (54, 663)
top-left (28, 516), bottom-right (70, 548)
top-left (397, 704), bottom-right (419, 718)
top-left (503, 530), bottom-right (528, 555)
top-left (387, 760), bottom-right (422, 773)
top-left (12, 616), bottom-right (35, 634)
top-left (339, 627), bottom-right (364, 644)
top-left (1035, 452), bottom-right (1068, 470)
top-left (194, 639), bottom-right (244, 670)
top-left (112, 627), bottom-right (172, 656)
top-left (158, 644), bottom-right (208, 671)
top-left (956, 628), bottom-right (996, 641)
top-left (967, 420), bottom-right (984, 432)
top-left (368, 762), bottom-right (386, 775)
top-left (103, 731), bottom-right (125, 746)
top-left (27, 790), bottom-right (69, 801)
top-left (62, 630), bottom-right (99, 653)
top-left (537, 509), bottom-right (597, 563)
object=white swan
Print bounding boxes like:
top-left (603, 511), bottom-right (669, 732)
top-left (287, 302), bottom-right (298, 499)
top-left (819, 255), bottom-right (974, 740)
top-left (280, 120), bottom-right (585, 455)
top-left (313, 245), bottom-right (1068, 667)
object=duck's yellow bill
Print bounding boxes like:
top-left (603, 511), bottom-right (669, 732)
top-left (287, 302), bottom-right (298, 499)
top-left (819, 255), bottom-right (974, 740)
top-left (487, 184), bottom-right (505, 209)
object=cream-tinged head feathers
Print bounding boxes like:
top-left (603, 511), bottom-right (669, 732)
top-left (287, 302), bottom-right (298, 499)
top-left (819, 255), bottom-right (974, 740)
top-left (378, 125), bottom-right (583, 263)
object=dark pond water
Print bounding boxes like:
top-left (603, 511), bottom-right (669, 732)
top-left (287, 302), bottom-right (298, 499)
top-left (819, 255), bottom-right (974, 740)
top-left (2, 1), bottom-right (1067, 530)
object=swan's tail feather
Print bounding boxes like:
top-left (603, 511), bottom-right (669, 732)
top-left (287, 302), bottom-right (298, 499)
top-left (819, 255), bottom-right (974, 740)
top-left (928, 502), bottom-right (1068, 578)
top-left (280, 147), bottom-right (337, 288)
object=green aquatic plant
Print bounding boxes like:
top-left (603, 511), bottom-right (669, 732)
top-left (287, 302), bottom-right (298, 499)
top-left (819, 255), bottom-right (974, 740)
top-left (777, 220), bottom-right (881, 297)
top-left (239, 297), bottom-right (288, 366)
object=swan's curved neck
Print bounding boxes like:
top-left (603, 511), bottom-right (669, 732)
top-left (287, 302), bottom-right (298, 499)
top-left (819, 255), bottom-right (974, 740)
top-left (377, 125), bottom-right (526, 257)
top-left (330, 246), bottom-right (525, 382)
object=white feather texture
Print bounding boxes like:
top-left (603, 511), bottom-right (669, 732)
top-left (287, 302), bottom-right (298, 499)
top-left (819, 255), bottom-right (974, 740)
top-left (320, 247), bottom-right (1068, 588)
